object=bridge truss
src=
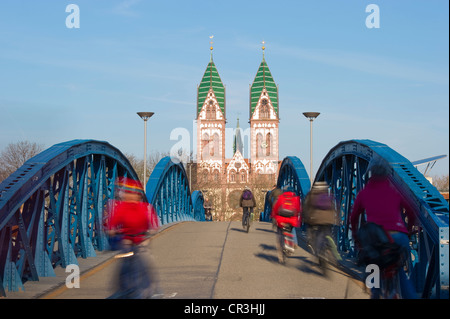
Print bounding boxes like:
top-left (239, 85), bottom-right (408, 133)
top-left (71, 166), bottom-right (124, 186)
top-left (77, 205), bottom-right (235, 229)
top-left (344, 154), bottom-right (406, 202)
top-left (314, 139), bottom-right (449, 298)
top-left (0, 141), bottom-right (204, 296)
top-left (146, 156), bottom-right (205, 224)
top-left (261, 156), bottom-right (310, 221)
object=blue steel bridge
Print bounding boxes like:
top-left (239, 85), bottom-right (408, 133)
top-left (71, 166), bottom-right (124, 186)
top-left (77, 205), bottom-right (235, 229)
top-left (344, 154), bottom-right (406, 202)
top-left (0, 139), bottom-right (448, 298)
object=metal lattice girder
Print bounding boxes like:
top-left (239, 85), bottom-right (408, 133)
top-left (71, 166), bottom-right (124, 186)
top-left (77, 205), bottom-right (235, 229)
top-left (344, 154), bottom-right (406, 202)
top-left (0, 140), bottom-right (139, 295)
top-left (261, 190), bottom-right (273, 222)
top-left (146, 157), bottom-right (205, 224)
top-left (315, 139), bottom-right (449, 298)
top-left (277, 156), bottom-right (311, 201)
top-left (191, 191), bottom-right (205, 221)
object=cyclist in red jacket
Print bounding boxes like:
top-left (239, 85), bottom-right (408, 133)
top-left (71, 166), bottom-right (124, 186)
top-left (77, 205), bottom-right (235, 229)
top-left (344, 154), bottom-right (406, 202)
top-left (106, 177), bottom-right (159, 299)
top-left (271, 187), bottom-right (302, 229)
top-left (107, 178), bottom-right (159, 246)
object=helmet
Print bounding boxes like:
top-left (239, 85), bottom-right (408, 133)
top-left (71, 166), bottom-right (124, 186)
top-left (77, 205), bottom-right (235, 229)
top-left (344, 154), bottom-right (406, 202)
top-left (366, 159), bottom-right (390, 178)
top-left (115, 177), bottom-right (144, 195)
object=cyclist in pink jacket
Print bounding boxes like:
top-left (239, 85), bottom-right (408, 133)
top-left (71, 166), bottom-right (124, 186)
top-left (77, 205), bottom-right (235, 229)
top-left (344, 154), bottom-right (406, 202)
top-left (350, 161), bottom-right (418, 298)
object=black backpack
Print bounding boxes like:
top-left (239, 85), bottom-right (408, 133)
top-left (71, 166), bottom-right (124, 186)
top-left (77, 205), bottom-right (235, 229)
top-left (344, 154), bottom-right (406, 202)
top-left (356, 222), bottom-right (406, 270)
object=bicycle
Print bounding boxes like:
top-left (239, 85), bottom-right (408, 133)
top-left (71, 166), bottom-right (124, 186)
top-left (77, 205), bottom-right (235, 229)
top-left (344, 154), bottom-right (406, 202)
top-left (373, 263), bottom-right (403, 299)
top-left (108, 232), bottom-right (157, 299)
top-left (276, 224), bottom-right (295, 264)
top-left (356, 223), bottom-right (408, 299)
top-left (307, 225), bottom-right (341, 275)
top-left (242, 209), bottom-right (253, 233)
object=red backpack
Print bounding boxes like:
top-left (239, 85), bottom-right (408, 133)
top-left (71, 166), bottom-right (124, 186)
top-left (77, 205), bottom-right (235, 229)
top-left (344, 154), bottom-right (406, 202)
top-left (278, 193), bottom-right (300, 217)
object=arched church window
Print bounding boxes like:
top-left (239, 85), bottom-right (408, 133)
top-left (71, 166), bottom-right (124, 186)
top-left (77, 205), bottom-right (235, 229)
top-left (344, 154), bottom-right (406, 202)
top-left (240, 170), bottom-right (246, 182)
top-left (206, 100), bottom-right (215, 120)
top-left (202, 133), bottom-right (210, 160)
top-left (266, 132), bottom-right (272, 156)
top-left (260, 99), bottom-right (269, 119)
top-left (213, 170), bottom-right (220, 182)
top-left (230, 170), bottom-right (236, 182)
top-left (210, 133), bottom-right (220, 158)
top-left (256, 133), bottom-right (264, 158)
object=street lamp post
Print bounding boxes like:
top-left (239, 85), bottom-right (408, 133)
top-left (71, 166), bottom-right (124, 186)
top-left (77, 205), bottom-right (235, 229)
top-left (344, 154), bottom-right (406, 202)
top-left (137, 112), bottom-right (154, 193)
top-left (303, 112), bottom-right (320, 185)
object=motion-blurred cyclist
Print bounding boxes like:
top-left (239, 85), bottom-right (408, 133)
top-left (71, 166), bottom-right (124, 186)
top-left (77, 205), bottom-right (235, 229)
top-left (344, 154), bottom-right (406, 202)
top-left (350, 161), bottom-right (418, 298)
top-left (106, 177), bottom-right (159, 299)
top-left (240, 187), bottom-right (256, 231)
top-left (271, 187), bottom-right (301, 262)
top-left (303, 181), bottom-right (340, 275)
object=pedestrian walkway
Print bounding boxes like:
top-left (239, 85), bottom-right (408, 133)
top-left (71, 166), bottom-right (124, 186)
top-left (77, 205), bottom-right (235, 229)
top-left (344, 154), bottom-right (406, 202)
top-left (3, 221), bottom-right (369, 299)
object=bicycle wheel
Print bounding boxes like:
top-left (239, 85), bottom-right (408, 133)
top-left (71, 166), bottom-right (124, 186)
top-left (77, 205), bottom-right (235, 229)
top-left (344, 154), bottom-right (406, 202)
top-left (276, 228), bottom-right (286, 264)
top-left (246, 214), bottom-right (251, 233)
top-left (381, 271), bottom-right (402, 299)
top-left (242, 211), bottom-right (247, 229)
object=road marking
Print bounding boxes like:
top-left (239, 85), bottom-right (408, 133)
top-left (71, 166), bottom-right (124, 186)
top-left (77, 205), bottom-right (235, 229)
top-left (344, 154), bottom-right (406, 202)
top-left (152, 292), bottom-right (177, 298)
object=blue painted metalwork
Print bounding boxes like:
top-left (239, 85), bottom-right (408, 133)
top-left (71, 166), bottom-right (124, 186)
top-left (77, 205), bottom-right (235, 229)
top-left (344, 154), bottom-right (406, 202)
top-left (146, 156), bottom-right (205, 224)
top-left (315, 139), bottom-right (449, 298)
top-left (191, 190), bottom-right (206, 221)
top-left (260, 190), bottom-right (273, 222)
top-left (0, 140), bottom-right (139, 296)
top-left (262, 156), bottom-right (311, 222)
top-left (277, 156), bottom-right (311, 200)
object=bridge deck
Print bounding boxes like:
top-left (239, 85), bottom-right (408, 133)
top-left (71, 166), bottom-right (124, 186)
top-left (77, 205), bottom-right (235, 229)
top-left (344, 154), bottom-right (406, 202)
top-left (6, 222), bottom-right (369, 299)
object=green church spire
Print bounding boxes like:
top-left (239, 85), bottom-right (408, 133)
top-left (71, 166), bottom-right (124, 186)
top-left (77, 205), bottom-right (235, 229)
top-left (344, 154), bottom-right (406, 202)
top-left (197, 36), bottom-right (225, 116)
top-left (250, 43), bottom-right (278, 117)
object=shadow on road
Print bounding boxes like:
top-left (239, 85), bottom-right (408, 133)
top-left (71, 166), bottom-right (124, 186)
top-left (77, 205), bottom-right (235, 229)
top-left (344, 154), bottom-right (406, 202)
top-left (255, 227), bottom-right (276, 234)
top-left (230, 227), bottom-right (248, 233)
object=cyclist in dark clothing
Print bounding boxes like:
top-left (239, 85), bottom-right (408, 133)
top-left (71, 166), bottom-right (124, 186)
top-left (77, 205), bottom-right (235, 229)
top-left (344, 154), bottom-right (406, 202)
top-left (240, 187), bottom-right (256, 230)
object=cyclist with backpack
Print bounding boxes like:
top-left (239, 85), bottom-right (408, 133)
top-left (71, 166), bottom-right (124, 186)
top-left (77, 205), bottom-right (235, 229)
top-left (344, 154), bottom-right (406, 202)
top-left (271, 187), bottom-right (301, 262)
top-left (350, 161), bottom-right (418, 298)
top-left (304, 181), bottom-right (340, 274)
top-left (240, 187), bottom-right (256, 231)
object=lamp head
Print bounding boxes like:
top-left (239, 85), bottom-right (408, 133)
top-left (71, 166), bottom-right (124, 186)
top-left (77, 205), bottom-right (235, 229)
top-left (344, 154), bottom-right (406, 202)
top-left (137, 112), bottom-right (154, 121)
top-left (303, 112), bottom-right (320, 120)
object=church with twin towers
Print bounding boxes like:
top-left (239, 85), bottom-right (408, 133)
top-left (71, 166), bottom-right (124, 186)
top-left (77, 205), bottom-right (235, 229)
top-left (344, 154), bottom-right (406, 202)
top-left (193, 41), bottom-right (280, 221)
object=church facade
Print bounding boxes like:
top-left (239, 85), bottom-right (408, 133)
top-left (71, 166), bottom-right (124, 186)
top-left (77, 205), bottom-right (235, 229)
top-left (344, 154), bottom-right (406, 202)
top-left (192, 46), bottom-right (280, 221)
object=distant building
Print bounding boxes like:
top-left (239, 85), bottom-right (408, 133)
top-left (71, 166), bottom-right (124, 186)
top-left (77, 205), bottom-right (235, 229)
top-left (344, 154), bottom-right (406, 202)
top-left (191, 45), bottom-right (280, 221)
top-left (441, 192), bottom-right (449, 204)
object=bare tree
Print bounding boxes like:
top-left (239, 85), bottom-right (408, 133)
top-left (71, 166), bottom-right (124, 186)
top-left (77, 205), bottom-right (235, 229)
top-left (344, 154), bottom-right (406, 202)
top-left (0, 141), bottom-right (45, 183)
top-left (433, 174), bottom-right (449, 192)
top-left (124, 151), bottom-right (169, 186)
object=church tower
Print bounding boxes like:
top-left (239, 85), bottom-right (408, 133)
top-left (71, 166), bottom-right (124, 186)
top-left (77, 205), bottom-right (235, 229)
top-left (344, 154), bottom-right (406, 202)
top-left (249, 43), bottom-right (279, 178)
top-left (196, 42), bottom-right (226, 184)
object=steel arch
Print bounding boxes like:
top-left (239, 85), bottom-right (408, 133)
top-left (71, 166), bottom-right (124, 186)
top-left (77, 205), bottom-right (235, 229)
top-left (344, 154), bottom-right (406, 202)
top-left (315, 139), bottom-right (449, 298)
top-left (146, 157), bottom-right (205, 224)
top-left (0, 140), bottom-right (138, 296)
top-left (262, 156), bottom-right (311, 221)
top-left (277, 156), bottom-right (311, 200)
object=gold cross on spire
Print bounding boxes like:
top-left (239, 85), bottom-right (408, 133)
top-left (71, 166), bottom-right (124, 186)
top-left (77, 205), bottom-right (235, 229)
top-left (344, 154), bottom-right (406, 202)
top-left (209, 35), bottom-right (214, 51)
top-left (262, 40), bottom-right (266, 59)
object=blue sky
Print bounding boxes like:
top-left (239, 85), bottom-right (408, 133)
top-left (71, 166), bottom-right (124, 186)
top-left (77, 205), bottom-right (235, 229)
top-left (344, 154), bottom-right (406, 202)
top-left (0, 0), bottom-right (448, 178)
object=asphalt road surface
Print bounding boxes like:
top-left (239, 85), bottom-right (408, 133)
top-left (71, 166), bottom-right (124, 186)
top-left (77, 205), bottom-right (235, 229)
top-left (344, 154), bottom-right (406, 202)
top-left (41, 221), bottom-right (369, 299)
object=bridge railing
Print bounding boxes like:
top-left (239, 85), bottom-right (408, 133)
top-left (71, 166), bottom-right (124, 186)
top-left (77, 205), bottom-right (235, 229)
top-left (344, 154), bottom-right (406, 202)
top-left (0, 142), bottom-right (205, 297)
top-left (314, 139), bottom-right (449, 299)
top-left (265, 141), bottom-right (448, 298)
top-left (146, 156), bottom-right (205, 223)
top-left (0, 140), bottom-right (139, 296)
